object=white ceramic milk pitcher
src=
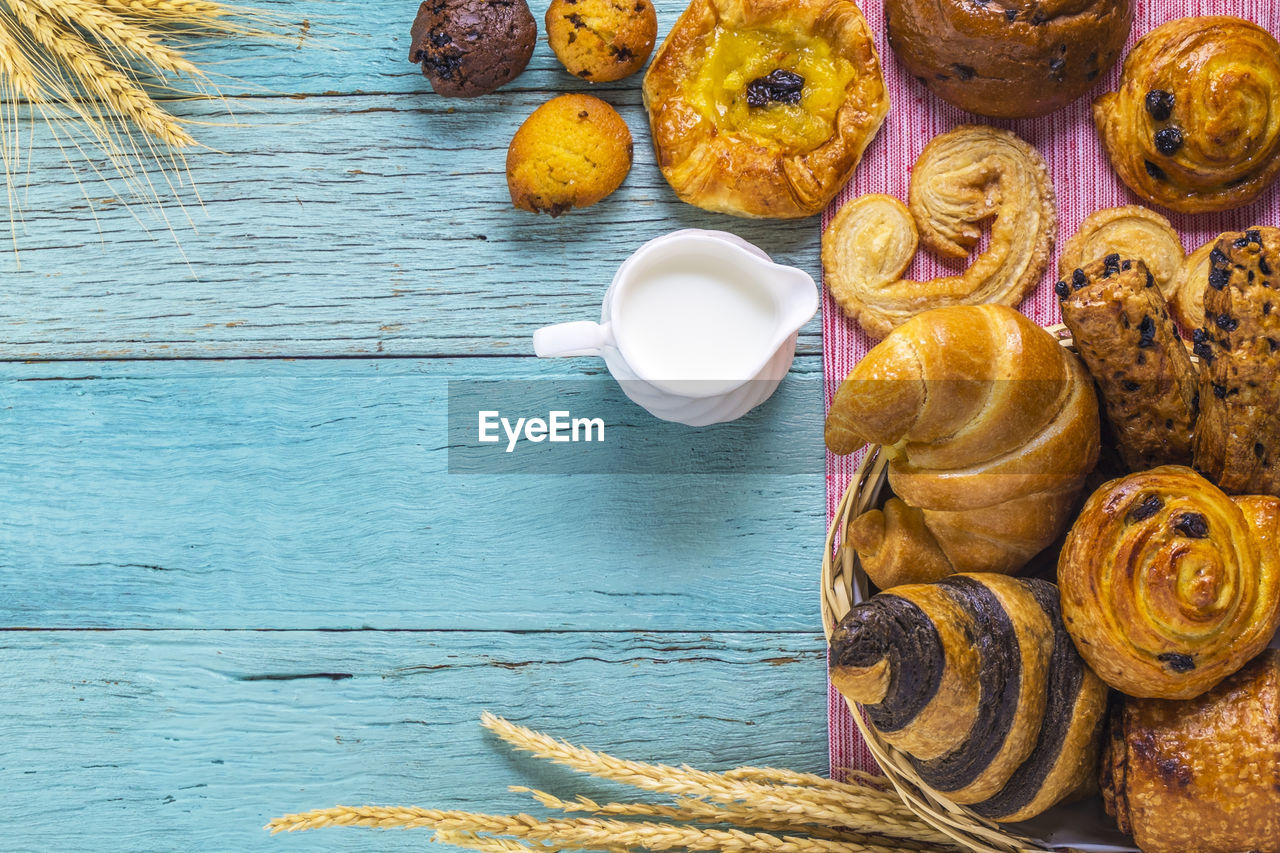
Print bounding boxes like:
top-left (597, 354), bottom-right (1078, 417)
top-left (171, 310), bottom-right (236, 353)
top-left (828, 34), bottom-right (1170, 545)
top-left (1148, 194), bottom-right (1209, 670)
top-left (532, 229), bottom-right (819, 426)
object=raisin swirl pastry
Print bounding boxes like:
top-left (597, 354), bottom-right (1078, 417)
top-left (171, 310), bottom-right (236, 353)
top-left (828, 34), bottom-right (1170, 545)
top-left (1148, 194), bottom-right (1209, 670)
top-left (829, 574), bottom-right (1108, 822)
top-left (1093, 17), bottom-right (1280, 213)
top-left (1058, 465), bottom-right (1280, 700)
top-left (1057, 254), bottom-right (1199, 471)
top-left (1101, 650), bottom-right (1280, 853)
top-left (1193, 227), bottom-right (1280, 496)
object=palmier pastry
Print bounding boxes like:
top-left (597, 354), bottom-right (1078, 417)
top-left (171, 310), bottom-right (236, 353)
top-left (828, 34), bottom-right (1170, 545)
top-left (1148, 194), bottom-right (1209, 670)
top-left (1093, 17), bottom-right (1280, 213)
top-left (1058, 465), bottom-right (1280, 699)
top-left (1057, 206), bottom-right (1185, 311)
top-left (1057, 255), bottom-right (1198, 471)
top-left (1101, 650), bottom-right (1280, 853)
top-left (829, 574), bottom-right (1108, 822)
top-left (884, 0), bottom-right (1133, 119)
top-left (825, 305), bottom-right (1100, 587)
top-left (1170, 238), bottom-right (1223, 332)
top-left (642, 0), bottom-right (888, 219)
top-left (1192, 228), bottom-right (1280, 495)
top-left (823, 126), bottom-right (1056, 339)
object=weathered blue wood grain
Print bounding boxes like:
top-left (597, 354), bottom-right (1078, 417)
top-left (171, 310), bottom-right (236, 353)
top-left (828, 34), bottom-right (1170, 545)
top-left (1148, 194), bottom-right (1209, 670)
top-left (0, 0), bottom-right (829, 360)
top-left (0, 630), bottom-right (827, 852)
top-left (0, 356), bottom-right (824, 630)
top-left (0, 94), bottom-right (822, 359)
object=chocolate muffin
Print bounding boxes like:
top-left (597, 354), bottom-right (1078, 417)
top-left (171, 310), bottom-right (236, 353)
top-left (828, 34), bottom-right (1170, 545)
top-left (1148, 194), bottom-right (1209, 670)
top-left (885, 0), bottom-right (1134, 118)
top-left (409, 0), bottom-right (537, 97)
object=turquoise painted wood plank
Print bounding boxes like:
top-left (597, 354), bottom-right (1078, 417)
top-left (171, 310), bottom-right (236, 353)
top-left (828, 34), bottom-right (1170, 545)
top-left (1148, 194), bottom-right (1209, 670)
top-left (0, 630), bottom-right (828, 852)
top-left (0, 0), bottom-right (835, 360)
top-left (0, 92), bottom-right (823, 359)
top-left (118, 0), bottom-right (734, 98)
top-left (0, 357), bottom-right (825, 630)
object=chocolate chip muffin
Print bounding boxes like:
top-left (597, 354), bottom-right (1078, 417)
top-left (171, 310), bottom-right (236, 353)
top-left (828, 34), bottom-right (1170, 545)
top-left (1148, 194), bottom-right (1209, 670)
top-left (546, 0), bottom-right (657, 82)
top-left (409, 0), bottom-right (537, 97)
top-left (507, 94), bottom-right (633, 215)
top-left (885, 0), bottom-right (1134, 118)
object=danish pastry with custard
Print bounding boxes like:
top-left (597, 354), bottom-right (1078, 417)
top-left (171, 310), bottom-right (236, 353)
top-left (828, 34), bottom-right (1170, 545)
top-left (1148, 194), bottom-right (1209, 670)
top-left (1094, 17), bottom-right (1280, 213)
top-left (642, 0), bottom-right (888, 219)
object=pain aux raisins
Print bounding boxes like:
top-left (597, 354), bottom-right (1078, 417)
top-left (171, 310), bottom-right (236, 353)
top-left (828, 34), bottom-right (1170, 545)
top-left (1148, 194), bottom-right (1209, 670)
top-left (745, 69), bottom-right (804, 107)
top-left (1144, 89), bottom-right (1174, 121)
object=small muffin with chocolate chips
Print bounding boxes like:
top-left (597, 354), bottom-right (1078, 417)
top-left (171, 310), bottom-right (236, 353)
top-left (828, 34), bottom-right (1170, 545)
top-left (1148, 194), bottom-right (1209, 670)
top-left (507, 94), bottom-right (633, 215)
top-left (546, 0), bottom-right (657, 82)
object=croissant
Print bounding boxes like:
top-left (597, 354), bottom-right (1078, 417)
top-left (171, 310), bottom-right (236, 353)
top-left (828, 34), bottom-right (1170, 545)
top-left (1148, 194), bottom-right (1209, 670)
top-left (829, 574), bottom-right (1108, 822)
top-left (1058, 465), bottom-right (1280, 699)
top-left (825, 304), bottom-right (1100, 587)
top-left (1102, 650), bottom-right (1280, 853)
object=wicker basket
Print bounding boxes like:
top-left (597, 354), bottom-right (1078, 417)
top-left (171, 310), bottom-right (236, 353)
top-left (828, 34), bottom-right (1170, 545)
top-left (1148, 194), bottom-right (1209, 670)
top-left (818, 325), bottom-right (1084, 853)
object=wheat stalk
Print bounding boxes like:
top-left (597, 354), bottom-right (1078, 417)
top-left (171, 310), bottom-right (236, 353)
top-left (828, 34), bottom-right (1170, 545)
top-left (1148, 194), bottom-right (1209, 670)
top-left (481, 714), bottom-right (920, 829)
top-left (266, 806), bottom-right (955, 853)
top-left (513, 788), bottom-right (948, 851)
top-left (0, 0), bottom-right (285, 252)
top-left (264, 716), bottom-right (964, 853)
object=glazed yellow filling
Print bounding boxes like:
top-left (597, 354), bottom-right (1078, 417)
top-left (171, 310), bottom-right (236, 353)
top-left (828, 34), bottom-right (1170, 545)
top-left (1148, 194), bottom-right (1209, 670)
top-left (686, 23), bottom-right (856, 151)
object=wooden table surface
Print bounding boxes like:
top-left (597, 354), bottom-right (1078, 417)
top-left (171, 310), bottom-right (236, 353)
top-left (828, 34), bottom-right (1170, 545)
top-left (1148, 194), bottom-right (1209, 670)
top-left (0, 1), bottom-right (830, 849)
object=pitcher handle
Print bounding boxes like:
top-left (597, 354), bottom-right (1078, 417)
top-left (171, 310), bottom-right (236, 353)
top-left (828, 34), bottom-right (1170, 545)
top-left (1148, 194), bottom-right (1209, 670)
top-left (533, 321), bottom-right (611, 358)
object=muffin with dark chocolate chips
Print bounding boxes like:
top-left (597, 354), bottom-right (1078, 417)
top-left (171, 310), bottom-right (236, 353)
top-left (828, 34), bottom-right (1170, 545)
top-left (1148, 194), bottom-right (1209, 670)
top-left (884, 0), bottom-right (1134, 118)
top-left (546, 0), bottom-right (657, 82)
top-left (409, 0), bottom-right (537, 97)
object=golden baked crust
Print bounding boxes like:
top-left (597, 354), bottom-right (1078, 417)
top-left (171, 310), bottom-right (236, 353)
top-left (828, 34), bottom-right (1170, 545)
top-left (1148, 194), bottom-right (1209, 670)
top-left (546, 0), bottom-right (656, 82)
top-left (1171, 237), bottom-right (1222, 332)
top-left (1057, 206), bottom-right (1185, 310)
top-left (1058, 465), bottom-right (1280, 699)
top-left (506, 94), bottom-right (633, 215)
top-left (823, 126), bottom-right (1056, 339)
top-left (1192, 227), bottom-right (1280, 496)
top-left (641, 0), bottom-right (887, 219)
top-left (825, 305), bottom-right (1100, 585)
top-left (1094, 16), bottom-right (1280, 213)
top-left (885, 0), bottom-right (1133, 119)
top-left (829, 574), bottom-right (1107, 822)
top-left (1102, 650), bottom-right (1280, 853)
top-left (1057, 256), bottom-right (1198, 471)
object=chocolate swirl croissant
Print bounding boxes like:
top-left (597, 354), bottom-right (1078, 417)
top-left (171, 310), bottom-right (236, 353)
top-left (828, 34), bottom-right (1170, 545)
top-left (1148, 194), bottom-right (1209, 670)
top-left (825, 304), bottom-right (1100, 588)
top-left (1059, 465), bottom-right (1280, 699)
top-left (829, 574), bottom-right (1108, 822)
top-left (1093, 17), bottom-right (1280, 213)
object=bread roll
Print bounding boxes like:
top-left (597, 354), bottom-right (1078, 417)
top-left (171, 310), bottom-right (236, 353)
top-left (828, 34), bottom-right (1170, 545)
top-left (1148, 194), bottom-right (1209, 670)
top-left (1102, 650), bottom-right (1280, 853)
top-left (1057, 255), bottom-right (1199, 471)
top-left (884, 0), bottom-right (1133, 118)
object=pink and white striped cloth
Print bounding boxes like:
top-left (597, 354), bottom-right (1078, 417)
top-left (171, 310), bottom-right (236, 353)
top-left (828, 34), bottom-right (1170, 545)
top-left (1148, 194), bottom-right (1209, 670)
top-left (822, 0), bottom-right (1280, 778)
